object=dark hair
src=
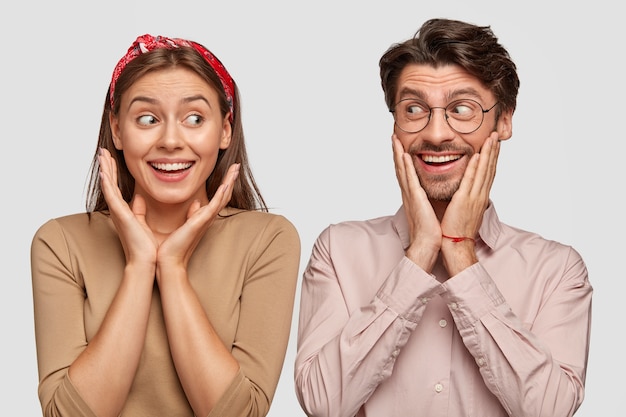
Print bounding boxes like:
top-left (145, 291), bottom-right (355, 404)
top-left (379, 18), bottom-right (520, 117)
top-left (86, 46), bottom-right (267, 212)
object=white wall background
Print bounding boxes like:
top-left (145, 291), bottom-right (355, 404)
top-left (2, 1), bottom-right (622, 415)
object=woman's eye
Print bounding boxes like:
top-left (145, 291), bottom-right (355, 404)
top-left (137, 115), bottom-right (157, 125)
top-left (185, 114), bottom-right (203, 126)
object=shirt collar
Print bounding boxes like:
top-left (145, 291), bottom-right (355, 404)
top-left (391, 200), bottom-right (502, 251)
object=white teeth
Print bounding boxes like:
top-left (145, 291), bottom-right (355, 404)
top-left (151, 162), bottom-right (192, 171)
top-left (421, 154), bottom-right (461, 163)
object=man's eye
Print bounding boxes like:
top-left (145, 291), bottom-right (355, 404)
top-left (450, 104), bottom-right (472, 115)
top-left (407, 105), bottom-right (419, 114)
top-left (185, 114), bottom-right (203, 126)
top-left (405, 102), bottom-right (427, 116)
top-left (137, 115), bottom-right (157, 125)
top-left (448, 100), bottom-right (480, 118)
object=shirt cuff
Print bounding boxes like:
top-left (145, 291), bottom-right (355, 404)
top-left (441, 262), bottom-right (506, 329)
top-left (376, 256), bottom-right (444, 323)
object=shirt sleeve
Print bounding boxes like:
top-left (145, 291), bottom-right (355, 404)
top-left (441, 248), bottom-right (592, 417)
top-left (208, 215), bottom-right (301, 417)
top-left (294, 226), bottom-right (443, 417)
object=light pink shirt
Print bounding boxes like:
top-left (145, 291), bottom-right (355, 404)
top-left (294, 203), bottom-right (592, 417)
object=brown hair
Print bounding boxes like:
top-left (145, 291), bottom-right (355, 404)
top-left (379, 18), bottom-right (520, 117)
top-left (86, 46), bottom-right (267, 212)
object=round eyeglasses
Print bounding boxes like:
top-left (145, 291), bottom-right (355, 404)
top-left (390, 98), bottom-right (498, 134)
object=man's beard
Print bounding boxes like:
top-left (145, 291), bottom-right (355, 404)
top-left (408, 142), bottom-right (473, 202)
top-left (419, 174), bottom-right (462, 201)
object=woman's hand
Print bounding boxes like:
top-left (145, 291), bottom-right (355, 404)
top-left (98, 148), bottom-right (158, 268)
top-left (156, 163), bottom-right (241, 276)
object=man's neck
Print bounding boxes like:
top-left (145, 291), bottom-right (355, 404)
top-left (430, 199), bottom-right (449, 222)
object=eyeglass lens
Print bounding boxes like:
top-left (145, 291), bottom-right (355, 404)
top-left (394, 99), bottom-right (490, 134)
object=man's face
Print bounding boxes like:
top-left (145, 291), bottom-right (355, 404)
top-left (392, 63), bottom-right (512, 201)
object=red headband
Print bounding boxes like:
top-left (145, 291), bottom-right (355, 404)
top-left (109, 34), bottom-right (235, 122)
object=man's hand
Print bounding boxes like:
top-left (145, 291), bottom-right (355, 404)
top-left (392, 135), bottom-right (441, 273)
top-left (440, 133), bottom-right (500, 275)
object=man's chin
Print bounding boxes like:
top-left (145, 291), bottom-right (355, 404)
top-left (422, 182), bottom-right (460, 202)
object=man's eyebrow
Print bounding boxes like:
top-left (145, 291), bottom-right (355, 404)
top-left (397, 87), bottom-right (426, 100)
top-left (397, 87), bottom-right (484, 102)
top-left (447, 88), bottom-right (482, 101)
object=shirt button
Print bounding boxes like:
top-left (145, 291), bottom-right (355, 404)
top-left (476, 357), bottom-right (485, 366)
top-left (449, 302), bottom-right (458, 310)
top-left (434, 383), bottom-right (444, 393)
top-left (438, 319), bottom-right (447, 328)
top-left (391, 350), bottom-right (399, 358)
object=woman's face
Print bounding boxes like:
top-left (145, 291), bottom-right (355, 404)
top-left (110, 67), bottom-right (231, 207)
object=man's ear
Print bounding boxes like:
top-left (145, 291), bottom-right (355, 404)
top-left (496, 109), bottom-right (513, 141)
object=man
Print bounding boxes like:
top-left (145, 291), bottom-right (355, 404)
top-left (294, 18), bottom-right (592, 417)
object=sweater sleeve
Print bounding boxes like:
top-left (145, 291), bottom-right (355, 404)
top-left (31, 219), bottom-right (98, 417)
top-left (208, 215), bottom-right (301, 417)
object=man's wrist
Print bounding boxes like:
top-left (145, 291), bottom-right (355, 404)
top-left (441, 240), bottom-right (478, 277)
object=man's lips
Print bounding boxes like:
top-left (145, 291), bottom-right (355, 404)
top-left (419, 154), bottom-right (463, 164)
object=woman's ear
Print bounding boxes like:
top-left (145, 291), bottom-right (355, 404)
top-left (220, 113), bottom-right (232, 150)
top-left (109, 113), bottom-right (123, 150)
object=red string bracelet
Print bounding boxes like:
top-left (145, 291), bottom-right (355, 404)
top-left (442, 234), bottom-right (475, 243)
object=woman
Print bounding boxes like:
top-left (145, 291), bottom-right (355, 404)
top-left (31, 34), bottom-right (300, 417)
